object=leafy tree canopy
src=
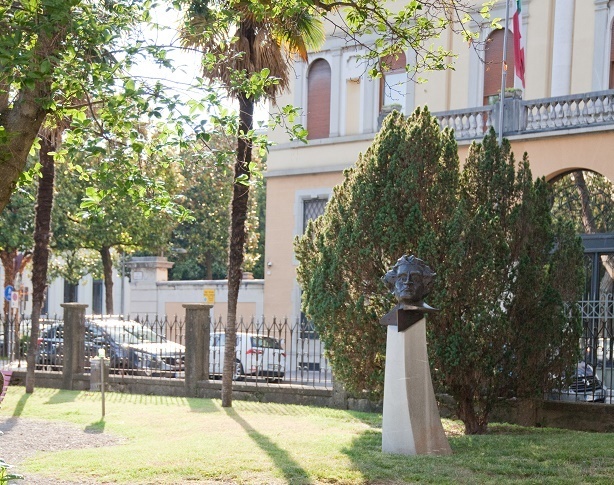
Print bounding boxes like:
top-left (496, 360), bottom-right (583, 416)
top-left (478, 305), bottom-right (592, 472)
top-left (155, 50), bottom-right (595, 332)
top-left (169, 136), bottom-right (264, 280)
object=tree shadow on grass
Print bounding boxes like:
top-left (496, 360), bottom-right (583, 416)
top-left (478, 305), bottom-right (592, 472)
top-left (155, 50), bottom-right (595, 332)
top-left (224, 408), bottom-right (313, 484)
top-left (185, 397), bottom-right (220, 413)
top-left (45, 389), bottom-right (78, 405)
top-left (85, 418), bottom-right (105, 434)
top-left (11, 392), bottom-right (30, 418)
top-left (0, 392), bottom-right (31, 435)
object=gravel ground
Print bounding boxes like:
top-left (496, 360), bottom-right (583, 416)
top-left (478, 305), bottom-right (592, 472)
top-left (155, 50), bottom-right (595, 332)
top-left (0, 416), bottom-right (124, 484)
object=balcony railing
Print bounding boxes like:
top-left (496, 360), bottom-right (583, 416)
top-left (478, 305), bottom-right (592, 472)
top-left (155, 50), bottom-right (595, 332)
top-left (433, 89), bottom-right (614, 141)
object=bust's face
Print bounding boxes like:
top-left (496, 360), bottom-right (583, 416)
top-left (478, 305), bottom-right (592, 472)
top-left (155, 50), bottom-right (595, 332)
top-left (394, 262), bottom-right (424, 304)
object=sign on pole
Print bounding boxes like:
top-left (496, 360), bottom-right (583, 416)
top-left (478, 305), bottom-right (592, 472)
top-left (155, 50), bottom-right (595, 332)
top-left (4, 285), bottom-right (13, 302)
top-left (10, 290), bottom-right (18, 309)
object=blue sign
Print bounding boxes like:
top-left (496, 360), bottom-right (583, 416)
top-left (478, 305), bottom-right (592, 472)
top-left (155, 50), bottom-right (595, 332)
top-left (4, 285), bottom-right (13, 302)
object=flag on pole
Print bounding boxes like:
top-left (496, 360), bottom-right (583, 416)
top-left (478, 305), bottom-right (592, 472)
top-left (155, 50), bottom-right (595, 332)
top-left (512, 0), bottom-right (526, 88)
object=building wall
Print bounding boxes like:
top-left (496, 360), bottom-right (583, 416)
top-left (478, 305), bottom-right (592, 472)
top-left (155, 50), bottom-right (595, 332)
top-left (263, 0), bottom-right (614, 320)
top-left (128, 257), bottom-right (264, 322)
top-left (0, 257), bottom-right (264, 323)
top-left (0, 264), bottom-right (129, 319)
top-left (264, 172), bottom-right (344, 319)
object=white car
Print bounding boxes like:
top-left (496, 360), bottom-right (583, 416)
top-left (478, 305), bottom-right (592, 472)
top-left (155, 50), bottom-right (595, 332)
top-left (209, 332), bottom-right (286, 382)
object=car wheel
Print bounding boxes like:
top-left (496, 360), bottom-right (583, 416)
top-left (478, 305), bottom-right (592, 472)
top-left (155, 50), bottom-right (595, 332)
top-left (233, 360), bottom-right (244, 381)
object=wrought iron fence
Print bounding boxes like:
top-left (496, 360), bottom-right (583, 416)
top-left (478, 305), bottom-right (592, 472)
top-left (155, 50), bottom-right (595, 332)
top-left (209, 316), bottom-right (332, 388)
top-left (547, 296), bottom-right (614, 404)
top-left (0, 313), bottom-right (63, 369)
top-left (2, 313), bottom-right (332, 389)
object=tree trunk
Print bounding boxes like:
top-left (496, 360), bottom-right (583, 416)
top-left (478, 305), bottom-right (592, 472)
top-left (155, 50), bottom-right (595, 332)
top-left (206, 252), bottom-right (213, 280)
top-left (571, 171), bottom-right (597, 234)
top-left (100, 246), bottom-right (114, 314)
top-left (457, 394), bottom-right (488, 435)
top-left (221, 87), bottom-right (254, 407)
top-left (0, 250), bottom-right (16, 357)
top-left (0, 9), bottom-right (69, 215)
top-left (26, 133), bottom-right (56, 393)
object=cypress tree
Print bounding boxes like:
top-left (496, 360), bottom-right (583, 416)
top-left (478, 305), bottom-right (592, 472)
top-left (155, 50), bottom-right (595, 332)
top-left (296, 107), bottom-right (459, 398)
top-left (296, 114), bottom-right (584, 434)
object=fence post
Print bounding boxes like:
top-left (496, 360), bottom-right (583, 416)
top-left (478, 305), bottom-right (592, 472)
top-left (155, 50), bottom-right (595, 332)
top-left (332, 378), bottom-right (348, 409)
top-left (184, 304), bottom-right (212, 397)
top-left (60, 303), bottom-right (88, 390)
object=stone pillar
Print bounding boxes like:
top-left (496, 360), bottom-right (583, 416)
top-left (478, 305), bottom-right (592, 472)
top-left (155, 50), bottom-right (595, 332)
top-left (126, 256), bottom-right (174, 316)
top-left (184, 304), bottom-right (212, 397)
top-left (592, 0), bottom-right (610, 90)
top-left (492, 96), bottom-right (524, 135)
top-left (551, 0), bottom-right (575, 96)
top-left (381, 318), bottom-right (451, 455)
top-left (329, 50), bottom-right (342, 138)
top-left (61, 303), bottom-right (88, 390)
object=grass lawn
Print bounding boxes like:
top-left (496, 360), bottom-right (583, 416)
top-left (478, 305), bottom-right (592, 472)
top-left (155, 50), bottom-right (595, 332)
top-left (2, 386), bottom-right (614, 484)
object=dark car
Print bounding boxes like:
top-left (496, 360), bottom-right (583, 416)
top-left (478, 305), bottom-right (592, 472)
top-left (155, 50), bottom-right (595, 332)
top-left (37, 318), bottom-right (185, 377)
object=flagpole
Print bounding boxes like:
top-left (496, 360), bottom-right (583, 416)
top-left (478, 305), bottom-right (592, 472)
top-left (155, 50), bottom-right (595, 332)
top-left (498, 0), bottom-right (511, 145)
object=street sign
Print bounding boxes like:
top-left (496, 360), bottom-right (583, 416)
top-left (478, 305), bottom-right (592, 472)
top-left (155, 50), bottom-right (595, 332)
top-left (10, 290), bottom-right (18, 309)
top-left (203, 289), bottom-right (215, 304)
top-left (4, 285), bottom-right (13, 302)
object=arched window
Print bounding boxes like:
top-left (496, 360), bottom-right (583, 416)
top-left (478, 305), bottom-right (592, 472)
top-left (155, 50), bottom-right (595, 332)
top-left (380, 52), bottom-right (407, 110)
top-left (483, 29), bottom-right (514, 105)
top-left (609, 19), bottom-right (614, 89)
top-left (307, 59), bottom-right (331, 140)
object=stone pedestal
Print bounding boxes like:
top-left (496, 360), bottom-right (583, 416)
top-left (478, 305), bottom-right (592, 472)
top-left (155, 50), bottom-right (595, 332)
top-left (381, 318), bottom-right (451, 455)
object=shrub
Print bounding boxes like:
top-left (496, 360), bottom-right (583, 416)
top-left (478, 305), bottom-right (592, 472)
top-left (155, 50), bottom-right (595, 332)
top-left (296, 109), bottom-right (584, 434)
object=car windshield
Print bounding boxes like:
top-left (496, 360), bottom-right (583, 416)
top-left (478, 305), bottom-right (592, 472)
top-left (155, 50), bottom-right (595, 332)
top-left (94, 322), bottom-right (163, 345)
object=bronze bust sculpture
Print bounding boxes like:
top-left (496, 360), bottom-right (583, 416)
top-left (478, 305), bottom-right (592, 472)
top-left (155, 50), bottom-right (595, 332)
top-left (381, 255), bottom-right (437, 331)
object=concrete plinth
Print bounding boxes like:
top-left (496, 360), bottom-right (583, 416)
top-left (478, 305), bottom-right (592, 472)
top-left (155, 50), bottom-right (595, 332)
top-left (381, 318), bottom-right (451, 455)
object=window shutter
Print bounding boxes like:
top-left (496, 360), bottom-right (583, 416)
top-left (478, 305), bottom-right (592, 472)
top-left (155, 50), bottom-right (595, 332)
top-left (307, 59), bottom-right (331, 140)
top-left (483, 29), bottom-right (514, 105)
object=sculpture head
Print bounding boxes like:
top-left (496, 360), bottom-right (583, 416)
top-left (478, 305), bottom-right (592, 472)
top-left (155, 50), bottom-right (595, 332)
top-left (382, 255), bottom-right (435, 306)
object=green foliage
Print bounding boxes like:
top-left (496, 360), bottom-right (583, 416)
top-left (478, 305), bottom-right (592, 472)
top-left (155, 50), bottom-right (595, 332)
top-left (0, 459), bottom-right (22, 483)
top-left (0, 177), bottom-right (35, 253)
top-left (50, 136), bottom-right (182, 284)
top-left (296, 107), bottom-right (460, 399)
top-left (296, 111), bottom-right (584, 434)
top-left (431, 133), bottom-right (584, 433)
top-left (551, 171), bottom-right (614, 233)
top-left (169, 137), bottom-right (265, 280)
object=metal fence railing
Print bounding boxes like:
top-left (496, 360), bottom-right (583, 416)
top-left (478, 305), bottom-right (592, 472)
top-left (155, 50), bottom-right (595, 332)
top-left (1, 313), bottom-right (332, 390)
top-left (8, 298), bottom-right (610, 400)
top-left (210, 316), bottom-right (332, 388)
top-left (547, 295), bottom-right (614, 404)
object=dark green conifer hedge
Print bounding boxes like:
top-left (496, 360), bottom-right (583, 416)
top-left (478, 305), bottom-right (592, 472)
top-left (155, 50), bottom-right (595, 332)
top-left (296, 107), bottom-right (584, 434)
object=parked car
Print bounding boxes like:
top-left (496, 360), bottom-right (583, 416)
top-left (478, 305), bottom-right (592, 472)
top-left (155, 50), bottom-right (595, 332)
top-left (37, 318), bottom-right (185, 377)
top-left (548, 362), bottom-right (607, 403)
top-left (210, 332), bottom-right (286, 381)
